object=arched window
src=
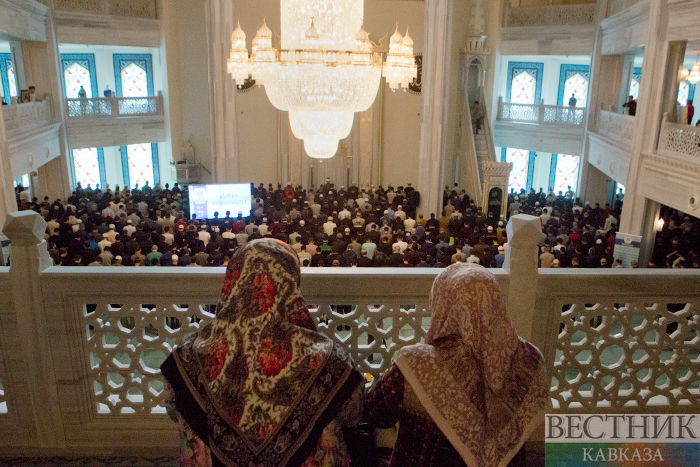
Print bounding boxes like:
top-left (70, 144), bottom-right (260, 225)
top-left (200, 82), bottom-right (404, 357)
top-left (122, 143), bottom-right (159, 189)
top-left (563, 73), bottom-right (588, 107)
top-left (0, 54), bottom-right (17, 104)
top-left (503, 148), bottom-right (530, 192)
top-left (72, 148), bottom-right (105, 189)
top-left (552, 155), bottom-right (580, 193)
top-left (60, 54), bottom-right (97, 99)
top-left (511, 71), bottom-right (536, 104)
top-left (629, 67), bottom-right (642, 101)
top-left (120, 62), bottom-right (149, 98)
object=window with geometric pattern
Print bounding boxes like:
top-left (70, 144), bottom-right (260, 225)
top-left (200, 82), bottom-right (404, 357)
top-left (506, 62), bottom-right (544, 106)
top-left (0, 53), bottom-right (17, 104)
top-left (558, 64), bottom-right (590, 107)
top-left (552, 155), bottom-right (580, 193)
top-left (72, 148), bottom-right (106, 189)
top-left (502, 148), bottom-right (530, 193)
top-left (678, 80), bottom-right (696, 107)
top-left (121, 143), bottom-right (159, 189)
top-left (113, 54), bottom-right (154, 98)
top-left (60, 54), bottom-right (98, 99)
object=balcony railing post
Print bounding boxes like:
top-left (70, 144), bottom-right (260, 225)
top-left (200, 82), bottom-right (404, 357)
top-left (111, 96), bottom-right (118, 117)
top-left (497, 96), bottom-right (503, 119)
top-left (157, 91), bottom-right (164, 115)
top-left (2, 211), bottom-right (64, 447)
top-left (502, 214), bottom-right (541, 342)
top-left (538, 100), bottom-right (544, 124)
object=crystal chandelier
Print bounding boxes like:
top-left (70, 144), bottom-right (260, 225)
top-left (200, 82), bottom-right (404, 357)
top-left (227, 0), bottom-right (417, 159)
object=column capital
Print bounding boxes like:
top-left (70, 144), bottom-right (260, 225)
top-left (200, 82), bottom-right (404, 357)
top-left (2, 210), bottom-right (46, 246)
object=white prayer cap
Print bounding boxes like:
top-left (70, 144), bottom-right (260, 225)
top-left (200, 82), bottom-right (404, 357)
top-left (299, 220), bottom-right (305, 226)
top-left (127, 220), bottom-right (132, 224)
top-left (102, 233), bottom-right (109, 238)
top-left (327, 217), bottom-right (333, 221)
top-left (171, 255), bottom-right (179, 262)
top-left (115, 256), bottom-right (122, 261)
top-left (109, 224), bottom-right (115, 229)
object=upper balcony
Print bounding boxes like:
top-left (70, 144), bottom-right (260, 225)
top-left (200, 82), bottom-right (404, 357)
top-left (1, 211), bottom-right (699, 455)
top-left (1, 101), bottom-right (62, 179)
top-left (493, 98), bottom-right (586, 155)
top-left (586, 108), bottom-right (635, 184)
top-left (501, 3), bottom-right (597, 55)
top-left (65, 92), bottom-right (166, 149)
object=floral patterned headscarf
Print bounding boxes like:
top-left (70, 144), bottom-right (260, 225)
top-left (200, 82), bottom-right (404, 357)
top-left (395, 263), bottom-right (550, 467)
top-left (162, 239), bottom-right (360, 466)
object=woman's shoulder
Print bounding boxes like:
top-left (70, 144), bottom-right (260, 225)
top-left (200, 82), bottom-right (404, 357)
top-left (396, 343), bottom-right (435, 361)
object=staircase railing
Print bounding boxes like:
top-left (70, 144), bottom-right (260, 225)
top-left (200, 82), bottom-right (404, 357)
top-left (480, 86), bottom-right (498, 163)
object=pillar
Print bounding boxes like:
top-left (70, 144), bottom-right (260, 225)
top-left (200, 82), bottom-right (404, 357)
top-left (21, 0), bottom-right (73, 198)
top-left (617, 54), bottom-right (635, 115)
top-left (502, 214), bottom-right (541, 343)
top-left (2, 211), bottom-right (64, 447)
top-left (205, 0), bottom-right (241, 183)
top-left (417, 0), bottom-right (454, 216)
top-left (619, 0), bottom-right (674, 237)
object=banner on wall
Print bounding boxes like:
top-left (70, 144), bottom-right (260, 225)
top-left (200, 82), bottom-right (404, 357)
top-left (613, 232), bottom-right (642, 268)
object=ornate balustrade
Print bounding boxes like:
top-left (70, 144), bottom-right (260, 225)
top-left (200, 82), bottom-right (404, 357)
top-left (497, 97), bottom-right (586, 126)
top-left (657, 120), bottom-right (700, 165)
top-left (596, 109), bottom-right (636, 145)
top-left (505, 3), bottom-right (596, 27)
top-left (1, 212), bottom-right (700, 453)
top-left (55, 0), bottom-right (156, 19)
top-left (66, 92), bottom-right (163, 119)
top-left (1, 101), bottom-right (52, 136)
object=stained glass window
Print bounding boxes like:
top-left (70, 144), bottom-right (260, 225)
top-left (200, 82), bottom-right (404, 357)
top-left (126, 144), bottom-right (155, 188)
top-left (563, 73), bottom-right (588, 107)
top-left (72, 148), bottom-right (102, 188)
top-left (629, 78), bottom-right (640, 101)
top-left (6, 61), bottom-right (17, 98)
top-left (13, 174), bottom-right (30, 190)
top-left (61, 54), bottom-right (97, 99)
top-left (678, 81), bottom-right (690, 106)
top-left (505, 148), bottom-right (530, 192)
top-left (120, 62), bottom-right (149, 98)
top-left (553, 155), bottom-right (580, 193)
top-left (511, 71), bottom-right (536, 104)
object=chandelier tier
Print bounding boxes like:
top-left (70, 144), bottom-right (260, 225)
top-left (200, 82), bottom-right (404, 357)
top-left (227, 0), bottom-right (417, 159)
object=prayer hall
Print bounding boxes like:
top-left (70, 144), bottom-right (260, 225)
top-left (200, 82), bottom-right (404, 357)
top-left (0, 0), bottom-right (699, 466)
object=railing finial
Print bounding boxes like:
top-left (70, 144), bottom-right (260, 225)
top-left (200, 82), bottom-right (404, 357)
top-left (2, 211), bottom-right (47, 246)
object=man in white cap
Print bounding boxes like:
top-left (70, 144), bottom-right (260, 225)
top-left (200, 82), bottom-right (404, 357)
top-left (395, 205), bottom-right (406, 221)
top-left (98, 233), bottom-right (112, 253)
top-left (258, 218), bottom-right (269, 236)
top-left (106, 224), bottom-right (118, 242)
top-left (338, 205), bottom-right (351, 221)
top-left (495, 245), bottom-right (506, 268)
top-left (323, 216), bottom-right (337, 236)
top-left (198, 224), bottom-right (211, 246)
top-left (171, 254), bottom-right (179, 266)
top-left (123, 220), bottom-right (136, 237)
top-left (112, 255), bottom-right (124, 267)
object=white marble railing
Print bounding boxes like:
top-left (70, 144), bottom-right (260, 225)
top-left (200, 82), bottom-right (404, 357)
top-left (497, 97), bottom-right (586, 126)
top-left (657, 120), bottom-right (700, 164)
top-left (1, 212), bottom-right (700, 452)
top-left (1, 101), bottom-right (51, 136)
top-left (606, 0), bottom-right (643, 18)
top-left (505, 4), bottom-right (596, 27)
top-left (66, 92), bottom-right (163, 119)
top-left (55, 0), bottom-right (156, 19)
top-left (596, 109), bottom-right (636, 145)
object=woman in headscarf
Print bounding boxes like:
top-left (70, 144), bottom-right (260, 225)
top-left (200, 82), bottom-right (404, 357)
top-left (161, 239), bottom-right (364, 467)
top-left (365, 263), bottom-right (550, 467)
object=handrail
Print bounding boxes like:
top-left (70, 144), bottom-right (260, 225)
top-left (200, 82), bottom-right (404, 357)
top-left (66, 92), bottom-right (164, 118)
top-left (480, 87), bottom-right (497, 163)
top-left (596, 108), bottom-right (635, 145)
top-left (497, 97), bottom-right (587, 126)
top-left (657, 119), bottom-right (700, 164)
top-left (1, 101), bottom-right (51, 136)
top-left (505, 3), bottom-right (596, 27)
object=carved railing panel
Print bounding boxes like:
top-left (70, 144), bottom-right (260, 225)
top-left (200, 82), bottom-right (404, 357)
top-left (506, 4), bottom-right (596, 27)
top-left (66, 95), bottom-right (162, 119)
top-left (55, 0), bottom-right (156, 19)
top-left (596, 109), bottom-right (635, 145)
top-left (657, 122), bottom-right (700, 163)
top-left (1, 102), bottom-right (51, 135)
top-left (498, 100), bottom-right (586, 126)
top-left (550, 300), bottom-right (700, 411)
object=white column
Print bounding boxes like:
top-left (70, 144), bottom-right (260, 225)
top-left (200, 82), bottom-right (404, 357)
top-left (2, 211), bottom-right (64, 447)
top-left (619, 0), bottom-right (672, 235)
top-left (503, 214), bottom-right (541, 344)
top-left (205, 0), bottom-right (241, 183)
top-left (417, 0), bottom-right (454, 216)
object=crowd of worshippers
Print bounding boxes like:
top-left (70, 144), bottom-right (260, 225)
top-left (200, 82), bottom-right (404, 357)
top-left (651, 205), bottom-right (700, 269)
top-left (12, 179), bottom-right (698, 269)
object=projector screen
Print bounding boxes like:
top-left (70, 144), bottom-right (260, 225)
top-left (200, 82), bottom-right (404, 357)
top-left (188, 184), bottom-right (252, 219)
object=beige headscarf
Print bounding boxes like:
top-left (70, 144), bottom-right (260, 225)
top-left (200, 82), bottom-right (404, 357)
top-left (395, 263), bottom-right (550, 467)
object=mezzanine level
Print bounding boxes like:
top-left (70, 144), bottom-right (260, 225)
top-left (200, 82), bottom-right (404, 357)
top-left (65, 93), bottom-right (166, 149)
top-left (493, 98), bottom-right (586, 155)
top-left (0, 212), bottom-right (699, 457)
top-left (0, 101), bottom-right (62, 180)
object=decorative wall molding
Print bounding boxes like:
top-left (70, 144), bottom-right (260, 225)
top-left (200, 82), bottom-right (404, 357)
top-left (66, 115), bottom-right (165, 149)
top-left (600, 0), bottom-right (650, 55)
top-left (0, 0), bottom-right (47, 42)
top-left (586, 131), bottom-right (630, 185)
top-left (54, 0), bottom-right (156, 19)
top-left (504, 4), bottom-right (596, 28)
top-left (639, 152), bottom-right (700, 214)
top-left (500, 25), bottom-right (595, 56)
top-left (55, 11), bottom-right (161, 48)
top-left (494, 120), bottom-right (584, 156)
top-left (6, 123), bottom-right (62, 180)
